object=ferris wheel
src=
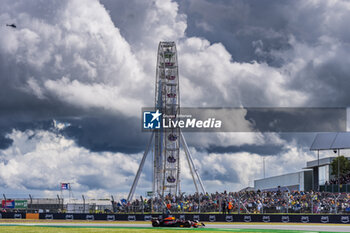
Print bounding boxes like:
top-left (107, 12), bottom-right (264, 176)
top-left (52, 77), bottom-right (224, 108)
top-left (128, 42), bottom-right (205, 202)
top-left (155, 42), bottom-right (181, 197)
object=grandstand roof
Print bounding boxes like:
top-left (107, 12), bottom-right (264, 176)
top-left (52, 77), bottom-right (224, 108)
top-left (310, 132), bottom-right (350, 150)
top-left (239, 187), bottom-right (254, 192)
top-left (304, 157), bottom-right (336, 169)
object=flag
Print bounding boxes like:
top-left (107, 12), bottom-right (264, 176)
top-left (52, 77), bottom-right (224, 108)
top-left (61, 183), bottom-right (69, 190)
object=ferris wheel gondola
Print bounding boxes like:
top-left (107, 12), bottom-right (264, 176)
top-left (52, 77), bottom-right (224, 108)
top-left (167, 93), bottom-right (176, 98)
top-left (168, 134), bottom-right (178, 141)
top-left (167, 176), bottom-right (176, 183)
top-left (167, 156), bottom-right (177, 163)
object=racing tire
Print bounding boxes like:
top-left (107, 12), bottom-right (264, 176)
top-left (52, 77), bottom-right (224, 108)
top-left (152, 220), bottom-right (160, 227)
top-left (184, 220), bottom-right (191, 228)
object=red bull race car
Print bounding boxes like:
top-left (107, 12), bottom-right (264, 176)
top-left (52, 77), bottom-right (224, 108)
top-left (152, 216), bottom-right (205, 228)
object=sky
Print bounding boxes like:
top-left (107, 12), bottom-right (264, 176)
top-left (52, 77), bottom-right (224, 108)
top-left (0, 0), bottom-right (350, 200)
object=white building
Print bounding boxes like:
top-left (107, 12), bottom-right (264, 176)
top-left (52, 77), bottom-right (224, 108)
top-left (254, 170), bottom-right (312, 192)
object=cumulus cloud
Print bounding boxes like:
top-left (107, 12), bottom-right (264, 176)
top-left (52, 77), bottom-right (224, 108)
top-left (0, 128), bottom-right (317, 195)
top-left (180, 141), bottom-right (317, 192)
top-left (178, 0), bottom-right (350, 107)
top-left (102, 0), bottom-right (309, 108)
top-left (0, 0), bottom-right (154, 157)
top-left (0, 129), bottom-right (144, 193)
top-left (178, 37), bottom-right (307, 107)
top-left (0, 0), bottom-right (292, 153)
top-left (0, 0), bottom-right (149, 117)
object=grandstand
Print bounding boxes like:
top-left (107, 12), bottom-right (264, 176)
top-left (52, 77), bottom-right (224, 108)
top-left (254, 156), bottom-right (350, 192)
top-left (255, 133), bottom-right (350, 193)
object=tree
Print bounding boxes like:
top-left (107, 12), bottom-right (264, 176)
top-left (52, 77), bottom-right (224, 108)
top-left (330, 155), bottom-right (350, 178)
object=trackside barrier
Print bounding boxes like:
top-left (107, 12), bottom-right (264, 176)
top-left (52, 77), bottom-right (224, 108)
top-left (226, 215), bottom-right (233, 222)
top-left (14, 213), bottom-right (22, 219)
top-left (244, 215), bottom-right (251, 222)
top-left (86, 215), bottom-right (94, 221)
top-left (45, 214), bottom-right (53, 220)
top-left (193, 215), bottom-right (200, 221)
top-left (281, 216), bottom-right (289, 223)
top-left (26, 213), bottom-right (39, 220)
top-left (209, 215), bottom-right (216, 222)
top-left (341, 216), bottom-right (350, 223)
top-left (65, 214), bottom-right (74, 220)
top-left (0, 213), bottom-right (348, 224)
top-left (107, 215), bottom-right (115, 221)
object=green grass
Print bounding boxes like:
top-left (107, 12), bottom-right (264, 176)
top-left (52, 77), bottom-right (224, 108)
top-left (0, 226), bottom-right (341, 233)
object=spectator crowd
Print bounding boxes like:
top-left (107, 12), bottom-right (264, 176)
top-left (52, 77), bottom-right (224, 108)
top-left (326, 171), bottom-right (350, 185)
top-left (120, 189), bottom-right (350, 214)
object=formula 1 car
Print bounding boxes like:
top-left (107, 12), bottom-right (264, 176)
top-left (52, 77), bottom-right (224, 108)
top-left (152, 216), bottom-right (205, 228)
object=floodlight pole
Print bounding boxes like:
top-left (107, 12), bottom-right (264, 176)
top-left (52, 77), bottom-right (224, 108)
top-left (263, 157), bottom-right (266, 179)
top-left (29, 194), bottom-right (33, 212)
top-left (338, 149), bottom-right (340, 193)
top-left (82, 195), bottom-right (85, 213)
top-left (3, 194), bottom-right (6, 207)
top-left (317, 150), bottom-right (319, 191)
